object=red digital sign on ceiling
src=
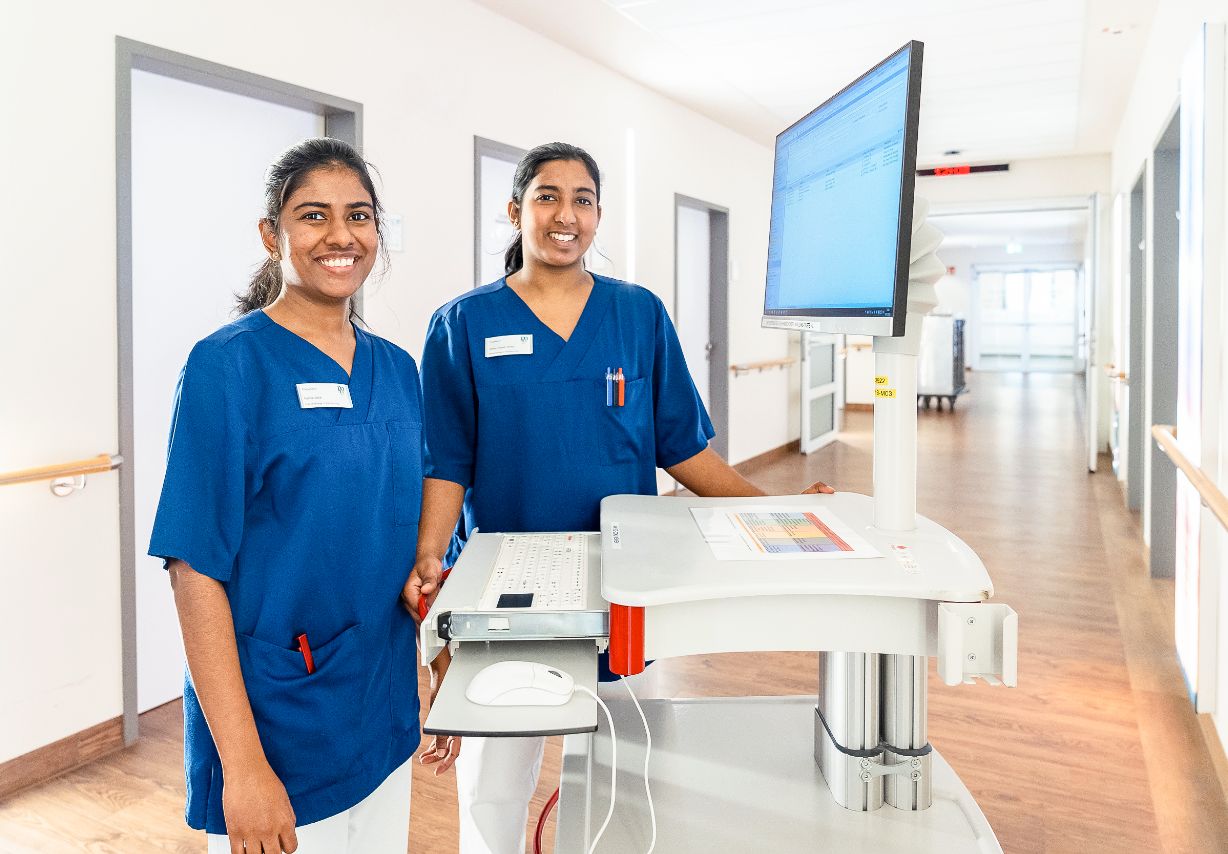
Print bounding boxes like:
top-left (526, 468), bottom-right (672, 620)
top-left (917, 163), bottom-right (1010, 177)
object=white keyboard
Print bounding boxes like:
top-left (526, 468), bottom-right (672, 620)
top-left (478, 533), bottom-right (589, 610)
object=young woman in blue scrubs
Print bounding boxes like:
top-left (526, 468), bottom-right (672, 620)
top-left (405, 142), bottom-right (832, 854)
top-left (149, 139), bottom-right (436, 854)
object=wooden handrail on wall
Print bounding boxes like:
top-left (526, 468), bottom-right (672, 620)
top-left (0, 454), bottom-right (122, 487)
top-left (730, 357), bottom-right (798, 377)
top-left (1152, 425), bottom-right (1228, 532)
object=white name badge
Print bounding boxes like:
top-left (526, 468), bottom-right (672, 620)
top-left (296, 383), bottom-right (354, 409)
top-left (485, 334), bottom-right (533, 358)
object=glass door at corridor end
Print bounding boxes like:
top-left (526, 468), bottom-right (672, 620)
top-left (973, 267), bottom-right (1082, 372)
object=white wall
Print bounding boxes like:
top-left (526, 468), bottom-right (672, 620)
top-left (921, 154), bottom-right (1111, 208)
top-left (1112, 2), bottom-right (1228, 193)
top-left (0, 0), bottom-right (785, 762)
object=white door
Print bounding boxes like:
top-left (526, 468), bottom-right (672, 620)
top-left (675, 204), bottom-right (711, 410)
top-left (131, 69), bottom-right (323, 712)
top-left (1084, 195), bottom-right (1099, 472)
top-left (478, 153), bottom-right (518, 286)
top-left (801, 332), bottom-right (842, 453)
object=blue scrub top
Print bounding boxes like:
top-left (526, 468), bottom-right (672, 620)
top-left (148, 310), bottom-right (423, 834)
top-left (421, 274), bottom-right (714, 675)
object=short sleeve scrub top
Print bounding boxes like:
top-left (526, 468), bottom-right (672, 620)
top-left (420, 274), bottom-right (715, 677)
top-left (148, 310), bottom-right (424, 833)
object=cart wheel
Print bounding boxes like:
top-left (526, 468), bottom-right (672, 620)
top-left (948, 396), bottom-right (957, 411)
top-left (921, 396), bottom-right (930, 409)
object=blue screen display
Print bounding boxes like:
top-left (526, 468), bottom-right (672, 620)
top-left (764, 47), bottom-right (911, 315)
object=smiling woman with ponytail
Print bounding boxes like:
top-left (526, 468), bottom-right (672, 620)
top-left (148, 137), bottom-right (439, 854)
top-left (237, 137), bottom-right (385, 320)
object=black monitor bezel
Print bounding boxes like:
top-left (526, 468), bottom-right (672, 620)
top-left (761, 40), bottom-right (924, 338)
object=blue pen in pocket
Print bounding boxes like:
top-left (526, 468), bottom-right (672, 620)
top-left (605, 368), bottom-right (613, 406)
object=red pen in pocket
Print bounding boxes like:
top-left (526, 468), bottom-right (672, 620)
top-left (296, 633), bottom-right (315, 674)
top-left (616, 368), bottom-right (625, 407)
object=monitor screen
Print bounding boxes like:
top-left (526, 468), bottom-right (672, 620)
top-left (762, 41), bottom-right (923, 337)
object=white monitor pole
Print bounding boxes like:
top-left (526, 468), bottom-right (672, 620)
top-left (817, 197), bottom-right (947, 813)
top-left (873, 197), bottom-right (945, 533)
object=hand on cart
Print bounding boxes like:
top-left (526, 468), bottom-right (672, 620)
top-left (403, 558), bottom-right (450, 624)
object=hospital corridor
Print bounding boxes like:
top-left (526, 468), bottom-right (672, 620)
top-left (4, 1), bottom-right (1228, 853)
top-left (3, 374), bottom-right (1227, 852)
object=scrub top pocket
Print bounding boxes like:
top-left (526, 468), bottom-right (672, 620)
top-left (236, 623), bottom-right (367, 796)
top-left (389, 615), bottom-right (421, 735)
top-left (596, 376), bottom-right (651, 466)
top-left (387, 420), bottom-right (424, 527)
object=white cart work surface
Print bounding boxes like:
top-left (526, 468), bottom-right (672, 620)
top-left (575, 492), bottom-right (1014, 853)
top-left (556, 696), bottom-right (999, 854)
top-left (600, 492), bottom-right (1002, 662)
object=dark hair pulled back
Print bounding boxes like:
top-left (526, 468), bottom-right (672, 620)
top-left (504, 142), bottom-right (601, 277)
top-left (238, 137), bottom-right (385, 315)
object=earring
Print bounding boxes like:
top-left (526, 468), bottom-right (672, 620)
top-left (270, 251), bottom-right (281, 262)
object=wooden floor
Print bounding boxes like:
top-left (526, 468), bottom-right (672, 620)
top-left (2, 371), bottom-right (1226, 853)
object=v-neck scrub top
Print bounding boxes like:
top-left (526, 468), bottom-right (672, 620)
top-left (421, 273), bottom-right (715, 563)
top-left (148, 310), bottom-right (424, 834)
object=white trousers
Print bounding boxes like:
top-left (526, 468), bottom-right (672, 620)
top-left (456, 668), bottom-right (659, 854)
top-left (207, 756), bottom-right (413, 854)
top-left (456, 734), bottom-right (547, 854)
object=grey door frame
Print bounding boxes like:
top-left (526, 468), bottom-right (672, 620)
top-left (474, 136), bottom-right (527, 287)
top-left (1149, 107), bottom-right (1181, 577)
top-left (116, 37), bottom-right (362, 744)
top-left (673, 194), bottom-right (730, 460)
top-left (1127, 170), bottom-right (1147, 510)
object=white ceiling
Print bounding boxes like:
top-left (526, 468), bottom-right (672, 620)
top-left (476, 0), bottom-right (1158, 165)
top-left (931, 208), bottom-right (1089, 249)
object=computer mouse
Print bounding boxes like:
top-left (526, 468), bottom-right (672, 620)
top-left (465, 660), bottom-right (576, 707)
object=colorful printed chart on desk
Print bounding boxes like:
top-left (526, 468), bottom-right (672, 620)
top-left (690, 506), bottom-right (881, 561)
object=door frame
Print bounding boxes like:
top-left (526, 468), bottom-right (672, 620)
top-left (116, 37), bottom-right (361, 745)
top-left (1148, 106), bottom-right (1181, 577)
top-left (930, 197), bottom-right (1104, 467)
top-left (1127, 170), bottom-right (1147, 509)
top-left (673, 194), bottom-right (730, 460)
top-left (474, 136), bottom-right (526, 287)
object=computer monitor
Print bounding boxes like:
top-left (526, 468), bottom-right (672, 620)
top-left (762, 41), bottom-right (923, 337)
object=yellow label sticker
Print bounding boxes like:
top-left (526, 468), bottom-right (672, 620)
top-left (874, 388), bottom-right (897, 398)
top-left (874, 375), bottom-right (889, 385)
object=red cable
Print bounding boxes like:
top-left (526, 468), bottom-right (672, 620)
top-left (534, 787), bottom-right (561, 854)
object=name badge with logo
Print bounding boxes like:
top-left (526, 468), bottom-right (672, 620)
top-left (485, 334), bottom-right (534, 358)
top-left (296, 383), bottom-right (354, 409)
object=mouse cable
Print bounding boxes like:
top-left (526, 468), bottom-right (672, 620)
top-left (620, 676), bottom-right (656, 853)
top-left (575, 685), bottom-right (617, 854)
